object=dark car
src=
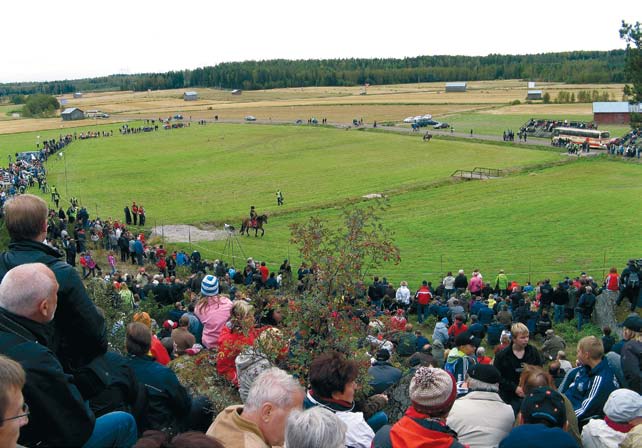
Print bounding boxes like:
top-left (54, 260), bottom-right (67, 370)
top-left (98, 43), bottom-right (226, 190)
top-left (434, 122), bottom-right (450, 129)
top-left (174, 114), bottom-right (183, 120)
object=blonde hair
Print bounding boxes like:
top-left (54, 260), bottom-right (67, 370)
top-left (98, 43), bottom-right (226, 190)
top-left (577, 336), bottom-right (604, 360)
top-left (230, 300), bottom-right (254, 332)
top-left (624, 328), bottom-right (642, 343)
top-left (511, 323), bottom-right (529, 338)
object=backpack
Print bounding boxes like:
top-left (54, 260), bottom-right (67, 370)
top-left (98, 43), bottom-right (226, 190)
top-left (627, 270), bottom-right (640, 289)
top-left (443, 358), bottom-right (457, 376)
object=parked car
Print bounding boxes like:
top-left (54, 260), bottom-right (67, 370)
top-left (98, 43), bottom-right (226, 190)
top-left (174, 114), bottom-right (183, 120)
top-left (403, 116), bottom-right (415, 123)
top-left (434, 122), bottom-right (450, 129)
top-left (245, 115), bottom-right (256, 121)
top-left (295, 119), bottom-right (303, 124)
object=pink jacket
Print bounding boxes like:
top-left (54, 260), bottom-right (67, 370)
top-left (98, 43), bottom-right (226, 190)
top-left (195, 296), bottom-right (233, 349)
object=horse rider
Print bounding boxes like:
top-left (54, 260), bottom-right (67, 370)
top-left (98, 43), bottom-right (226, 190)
top-left (249, 206), bottom-right (258, 227)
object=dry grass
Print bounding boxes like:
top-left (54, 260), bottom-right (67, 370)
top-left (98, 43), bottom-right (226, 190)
top-left (0, 80), bottom-right (626, 134)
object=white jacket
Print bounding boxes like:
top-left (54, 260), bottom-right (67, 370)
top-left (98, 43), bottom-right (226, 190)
top-left (395, 286), bottom-right (411, 305)
top-left (581, 418), bottom-right (627, 448)
top-left (446, 391), bottom-right (515, 448)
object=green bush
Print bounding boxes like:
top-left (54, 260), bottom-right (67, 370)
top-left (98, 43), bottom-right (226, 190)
top-left (22, 94), bottom-right (60, 118)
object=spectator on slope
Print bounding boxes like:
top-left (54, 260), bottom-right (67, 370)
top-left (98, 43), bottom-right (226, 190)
top-left (564, 336), bottom-right (619, 426)
top-left (415, 280), bottom-right (432, 324)
top-left (415, 329), bottom-right (429, 351)
top-left (432, 317), bottom-right (450, 347)
top-left (604, 267), bottom-right (620, 294)
top-left (217, 300), bottom-right (261, 386)
top-left (494, 323), bottom-right (544, 414)
top-left (576, 286), bottom-right (596, 331)
top-left (125, 322), bottom-right (211, 433)
top-left (372, 367), bottom-right (463, 448)
top-left (467, 315), bottom-right (485, 346)
top-left (535, 310), bottom-right (552, 339)
top-left (581, 388), bottom-right (642, 448)
top-left (445, 331), bottom-right (477, 397)
top-left (487, 318), bottom-right (505, 347)
top-left (171, 315), bottom-right (196, 356)
top-left (454, 269), bottom-right (468, 295)
top-left (476, 346), bottom-right (492, 365)
top-left (194, 275), bottom-right (233, 350)
top-left (617, 259), bottom-right (641, 312)
top-left (541, 329), bottom-right (566, 361)
top-left (368, 349), bottom-right (403, 395)
top-left (447, 314), bottom-right (468, 342)
top-left (601, 326), bottom-right (616, 354)
top-left (0, 355), bottom-right (28, 448)
top-left (304, 351), bottom-right (377, 448)
top-left (208, 367), bottom-right (304, 448)
top-left (495, 270), bottom-right (509, 297)
top-left (285, 407), bottom-right (346, 448)
top-left (499, 387), bottom-right (579, 448)
top-left (447, 364), bottom-right (515, 448)
top-left (0, 263), bottom-right (137, 447)
top-left (553, 281), bottom-right (570, 324)
top-left (395, 281), bottom-right (411, 313)
top-left (368, 276), bottom-right (385, 311)
top-left (620, 315), bottom-right (642, 393)
top-left (0, 194), bottom-right (107, 373)
top-left (390, 309), bottom-right (407, 332)
top-left (132, 312), bottom-right (170, 365)
top-left (468, 272), bottom-right (482, 297)
top-left (442, 272), bottom-right (456, 300)
top-left (397, 324), bottom-right (418, 357)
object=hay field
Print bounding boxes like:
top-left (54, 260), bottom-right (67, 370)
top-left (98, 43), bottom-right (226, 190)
top-left (0, 80), bottom-right (626, 135)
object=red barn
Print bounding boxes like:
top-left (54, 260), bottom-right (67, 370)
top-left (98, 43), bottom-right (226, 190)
top-left (593, 102), bottom-right (641, 125)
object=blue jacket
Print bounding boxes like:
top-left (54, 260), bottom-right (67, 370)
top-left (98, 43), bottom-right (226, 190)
top-left (563, 358), bottom-right (619, 421)
top-left (368, 361), bottom-right (402, 394)
top-left (478, 306), bottom-right (495, 325)
top-left (499, 424), bottom-right (579, 448)
top-left (487, 322), bottom-right (504, 346)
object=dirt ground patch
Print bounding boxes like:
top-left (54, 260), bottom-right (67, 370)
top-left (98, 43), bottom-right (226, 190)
top-left (150, 224), bottom-right (228, 243)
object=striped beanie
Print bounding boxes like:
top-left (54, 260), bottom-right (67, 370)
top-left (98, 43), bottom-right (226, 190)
top-left (409, 367), bottom-right (457, 414)
top-left (201, 275), bottom-right (219, 296)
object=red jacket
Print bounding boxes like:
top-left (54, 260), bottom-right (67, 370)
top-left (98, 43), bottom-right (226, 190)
top-left (416, 286), bottom-right (433, 305)
top-left (448, 322), bottom-right (468, 338)
top-left (217, 326), bottom-right (260, 386)
top-left (385, 407), bottom-right (467, 448)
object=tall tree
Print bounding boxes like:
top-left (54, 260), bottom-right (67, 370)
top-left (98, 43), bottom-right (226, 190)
top-left (620, 21), bottom-right (642, 103)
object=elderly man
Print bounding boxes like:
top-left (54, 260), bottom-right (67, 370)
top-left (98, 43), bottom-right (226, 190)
top-left (208, 367), bottom-right (304, 448)
top-left (541, 329), bottom-right (567, 360)
top-left (0, 355), bottom-right (28, 448)
top-left (447, 364), bottom-right (515, 448)
top-left (0, 263), bottom-right (137, 447)
top-left (0, 194), bottom-right (106, 371)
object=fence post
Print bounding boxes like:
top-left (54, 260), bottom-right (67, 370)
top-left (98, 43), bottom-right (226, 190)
top-left (528, 258), bottom-right (532, 284)
top-left (602, 250), bottom-right (606, 280)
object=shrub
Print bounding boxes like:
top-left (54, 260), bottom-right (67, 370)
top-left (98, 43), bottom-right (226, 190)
top-left (22, 94), bottom-right (60, 118)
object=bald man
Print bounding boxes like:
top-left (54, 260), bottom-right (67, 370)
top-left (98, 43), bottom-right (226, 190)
top-left (0, 263), bottom-right (137, 447)
top-left (0, 194), bottom-right (107, 370)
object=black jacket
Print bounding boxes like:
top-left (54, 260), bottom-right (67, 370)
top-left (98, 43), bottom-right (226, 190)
top-left (494, 342), bottom-right (544, 405)
top-left (0, 239), bottom-right (107, 369)
top-left (0, 308), bottom-right (95, 447)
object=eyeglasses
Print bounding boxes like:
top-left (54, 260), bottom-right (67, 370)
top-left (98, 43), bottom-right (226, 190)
top-left (1, 403), bottom-right (29, 423)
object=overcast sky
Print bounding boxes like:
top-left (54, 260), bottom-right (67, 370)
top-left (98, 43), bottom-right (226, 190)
top-left (2, 0), bottom-right (640, 83)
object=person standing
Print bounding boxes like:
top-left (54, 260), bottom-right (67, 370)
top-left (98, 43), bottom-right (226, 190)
top-left (617, 260), bottom-right (640, 312)
top-left (132, 202), bottom-right (138, 226)
top-left (124, 205), bottom-right (132, 225)
top-left (138, 205), bottom-right (146, 226)
top-left (276, 190), bottom-right (284, 206)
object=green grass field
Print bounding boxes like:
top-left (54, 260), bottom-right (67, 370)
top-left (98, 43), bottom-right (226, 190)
top-left (4, 122), bottom-right (638, 285)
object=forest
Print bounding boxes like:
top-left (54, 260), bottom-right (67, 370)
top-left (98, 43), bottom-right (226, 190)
top-left (0, 50), bottom-right (627, 96)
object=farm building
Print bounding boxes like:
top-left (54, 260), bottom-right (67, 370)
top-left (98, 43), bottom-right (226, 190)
top-left (527, 90), bottom-right (543, 100)
top-left (183, 91), bottom-right (198, 101)
top-left (73, 92), bottom-right (83, 98)
top-left (528, 81), bottom-right (536, 88)
top-left (61, 108), bottom-right (85, 121)
top-left (231, 89), bottom-right (242, 95)
top-left (445, 82), bottom-right (467, 92)
top-left (593, 102), bottom-right (641, 125)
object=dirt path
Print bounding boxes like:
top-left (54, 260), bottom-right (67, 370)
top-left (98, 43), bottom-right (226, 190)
top-left (150, 224), bottom-right (228, 243)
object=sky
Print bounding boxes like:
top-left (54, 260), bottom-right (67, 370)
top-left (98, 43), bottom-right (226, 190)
top-left (2, 0), bottom-right (640, 83)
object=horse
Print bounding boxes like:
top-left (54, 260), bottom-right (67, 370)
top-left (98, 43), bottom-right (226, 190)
top-left (423, 132), bottom-right (433, 142)
top-left (240, 214), bottom-right (268, 237)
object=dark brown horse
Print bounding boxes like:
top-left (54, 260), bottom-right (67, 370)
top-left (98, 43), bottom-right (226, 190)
top-left (423, 132), bottom-right (433, 142)
top-left (240, 214), bottom-right (268, 237)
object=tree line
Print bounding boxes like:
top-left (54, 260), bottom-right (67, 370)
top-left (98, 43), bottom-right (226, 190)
top-left (0, 50), bottom-right (628, 97)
